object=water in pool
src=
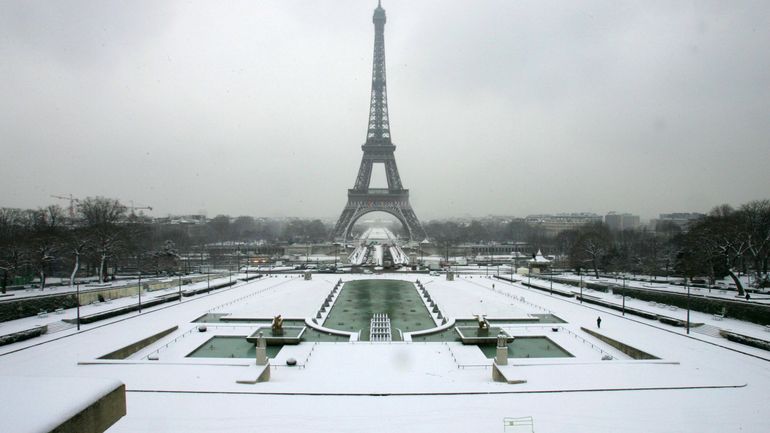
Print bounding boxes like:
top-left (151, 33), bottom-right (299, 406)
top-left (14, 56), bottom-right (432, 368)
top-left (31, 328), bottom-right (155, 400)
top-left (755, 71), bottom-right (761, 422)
top-left (324, 279), bottom-right (434, 341)
top-left (187, 336), bottom-right (283, 359)
top-left (477, 336), bottom-right (573, 359)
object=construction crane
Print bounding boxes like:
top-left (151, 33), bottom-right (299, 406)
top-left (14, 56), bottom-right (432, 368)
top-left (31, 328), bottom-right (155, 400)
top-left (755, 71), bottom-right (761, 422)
top-left (50, 194), bottom-right (80, 218)
top-left (129, 201), bottom-right (153, 215)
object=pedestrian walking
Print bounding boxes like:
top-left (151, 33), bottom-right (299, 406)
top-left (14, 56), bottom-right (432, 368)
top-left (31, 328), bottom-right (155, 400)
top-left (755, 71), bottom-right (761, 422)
top-left (597, 316), bottom-right (602, 328)
top-left (745, 292), bottom-right (751, 301)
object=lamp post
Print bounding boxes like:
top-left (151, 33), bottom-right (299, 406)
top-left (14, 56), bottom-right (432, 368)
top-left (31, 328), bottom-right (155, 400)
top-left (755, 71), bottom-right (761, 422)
top-left (550, 268), bottom-right (553, 295)
top-left (76, 281), bottom-right (81, 331)
top-left (527, 262), bottom-right (531, 286)
top-left (686, 277), bottom-right (690, 335)
top-left (138, 270), bottom-right (142, 312)
top-left (622, 275), bottom-right (626, 316)
top-left (579, 270), bottom-right (583, 304)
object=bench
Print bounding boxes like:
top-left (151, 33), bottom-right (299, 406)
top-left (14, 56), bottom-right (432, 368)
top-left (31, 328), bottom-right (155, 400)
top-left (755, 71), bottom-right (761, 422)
top-left (764, 325), bottom-right (770, 333)
top-left (713, 314), bottom-right (724, 321)
top-left (37, 311), bottom-right (48, 318)
top-left (54, 308), bottom-right (64, 315)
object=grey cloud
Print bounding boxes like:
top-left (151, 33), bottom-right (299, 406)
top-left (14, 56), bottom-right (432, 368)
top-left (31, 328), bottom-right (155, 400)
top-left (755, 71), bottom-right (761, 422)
top-left (1, 0), bottom-right (768, 221)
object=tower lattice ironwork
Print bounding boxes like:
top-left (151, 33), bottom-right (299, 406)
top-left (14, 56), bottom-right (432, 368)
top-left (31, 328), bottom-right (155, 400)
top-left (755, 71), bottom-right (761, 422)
top-left (332, 1), bottom-right (426, 242)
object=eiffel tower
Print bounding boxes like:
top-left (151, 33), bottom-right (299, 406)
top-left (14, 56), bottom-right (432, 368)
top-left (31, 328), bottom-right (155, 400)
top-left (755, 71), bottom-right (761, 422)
top-left (332, 1), bottom-right (426, 242)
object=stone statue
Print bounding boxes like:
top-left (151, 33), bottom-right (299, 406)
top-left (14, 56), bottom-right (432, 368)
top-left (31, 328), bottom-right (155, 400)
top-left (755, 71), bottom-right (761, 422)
top-left (474, 314), bottom-right (490, 331)
top-left (271, 315), bottom-right (284, 335)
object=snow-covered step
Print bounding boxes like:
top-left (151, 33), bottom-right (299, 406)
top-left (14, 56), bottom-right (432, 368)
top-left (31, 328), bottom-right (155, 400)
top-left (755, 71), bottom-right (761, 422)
top-left (45, 320), bottom-right (76, 334)
top-left (692, 324), bottom-right (722, 339)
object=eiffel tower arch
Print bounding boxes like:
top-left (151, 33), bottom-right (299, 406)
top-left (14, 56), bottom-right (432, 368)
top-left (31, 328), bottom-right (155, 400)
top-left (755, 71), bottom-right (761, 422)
top-left (332, 1), bottom-right (426, 242)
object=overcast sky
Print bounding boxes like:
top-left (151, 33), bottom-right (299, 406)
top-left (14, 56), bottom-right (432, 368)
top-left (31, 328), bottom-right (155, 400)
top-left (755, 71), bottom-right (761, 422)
top-left (1, 0), bottom-right (768, 221)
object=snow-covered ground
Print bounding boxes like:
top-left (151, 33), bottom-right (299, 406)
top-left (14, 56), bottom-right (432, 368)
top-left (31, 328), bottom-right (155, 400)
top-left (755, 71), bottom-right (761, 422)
top-left (515, 274), bottom-right (770, 354)
top-left (0, 274), bottom-right (245, 354)
top-left (554, 273), bottom-right (770, 303)
top-left (0, 273), bottom-right (768, 432)
top-left (2, 274), bottom-right (204, 300)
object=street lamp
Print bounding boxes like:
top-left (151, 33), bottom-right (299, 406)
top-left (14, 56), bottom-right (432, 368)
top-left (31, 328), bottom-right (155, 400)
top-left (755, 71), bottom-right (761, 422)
top-left (686, 277), bottom-right (690, 334)
top-left (579, 271), bottom-right (583, 304)
top-left (138, 270), bottom-right (142, 312)
top-left (76, 280), bottom-right (81, 331)
top-left (550, 268), bottom-right (553, 295)
top-left (527, 262), bottom-right (531, 286)
top-left (622, 275), bottom-right (626, 316)
top-left (134, 252), bottom-right (143, 312)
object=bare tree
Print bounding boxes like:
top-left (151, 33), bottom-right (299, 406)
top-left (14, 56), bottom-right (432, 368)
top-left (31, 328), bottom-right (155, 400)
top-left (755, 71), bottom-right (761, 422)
top-left (739, 200), bottom-right (770, 286)
top-left (683, 205), bottom-right (749, 295)
top-left (0, 208), bottom-right (29, 293)
top-left (28, 206), bottom-right (65, 289)
top-left (572, 223), bottom-right (611, 278)
top-left (78, 197), bottom-right (127, 283)
top-left (63, 226), bottom-right (90, 287)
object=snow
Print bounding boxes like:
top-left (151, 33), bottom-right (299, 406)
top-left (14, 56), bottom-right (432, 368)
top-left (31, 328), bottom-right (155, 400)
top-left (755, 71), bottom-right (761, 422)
top-left (0, 375), bottom-right (123, 433)
top-left (0, 273), bottom-right (769, 432)
top-left (556, 273), bottom-right (770, 303)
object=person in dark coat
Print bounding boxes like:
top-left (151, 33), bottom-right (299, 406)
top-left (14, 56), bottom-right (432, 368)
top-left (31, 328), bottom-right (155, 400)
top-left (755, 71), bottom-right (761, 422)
top-left (597, 316), bottom-right (602, 328)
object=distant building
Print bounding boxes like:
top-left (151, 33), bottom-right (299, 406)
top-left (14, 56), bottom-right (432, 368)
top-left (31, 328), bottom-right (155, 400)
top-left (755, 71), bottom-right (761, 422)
top-left (524, 213), bottom-right (602, 237)
top-left (153, 214), bottom-right (208, 225)
top-left (604, 212), bottom-right (640, 231)
top-left (652, 212), bottom-right (705, 232)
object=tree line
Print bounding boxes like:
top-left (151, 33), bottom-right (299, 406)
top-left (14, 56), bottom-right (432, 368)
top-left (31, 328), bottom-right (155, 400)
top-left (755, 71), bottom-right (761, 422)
top-left (2, 197), bottom-right (767, 294)
top-left (423, 200), bottom-right (769, 294)
top-left (559, 200), bottom-right (769, 295)
top-left (0, 197), bottom-right (332, 291)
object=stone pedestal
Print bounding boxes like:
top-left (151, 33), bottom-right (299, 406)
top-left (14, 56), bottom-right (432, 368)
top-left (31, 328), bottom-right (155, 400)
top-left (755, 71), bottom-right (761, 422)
top-left (495, 333), bottom-right (509, 365)
top-left (255, 332), bottom-right (268, 366)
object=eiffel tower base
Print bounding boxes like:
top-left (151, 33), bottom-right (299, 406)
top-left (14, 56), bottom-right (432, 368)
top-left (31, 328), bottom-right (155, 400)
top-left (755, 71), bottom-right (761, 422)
top-left (332, 189), bottom-right (426, 242)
